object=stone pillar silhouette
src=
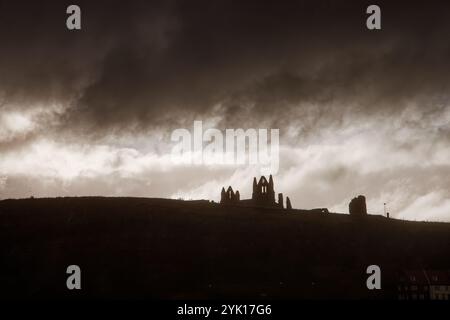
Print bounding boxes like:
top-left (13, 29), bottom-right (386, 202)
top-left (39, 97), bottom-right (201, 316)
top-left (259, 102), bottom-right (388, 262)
top-left (220, 187), bottom-right (226, 204)
top-left (269, 175), bottom-right (275, 203)
top-left (286, 197), bottom-right (292, 210)
top-left (278, 193), bottom-right (284, 209)
top-left (252, 177), bottom-right (257, 200)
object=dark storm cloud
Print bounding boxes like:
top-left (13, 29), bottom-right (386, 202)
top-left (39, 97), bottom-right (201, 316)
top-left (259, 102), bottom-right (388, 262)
top-left (1, 0), bottom-right (449, 221)
top-left (0, 0), bottom-right (450, 134)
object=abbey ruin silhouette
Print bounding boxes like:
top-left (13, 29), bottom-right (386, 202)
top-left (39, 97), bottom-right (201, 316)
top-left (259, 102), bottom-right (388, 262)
top-left (220, 175), bottom-right (291, 209)
top-left (220, 175), bottom-right (368, 216)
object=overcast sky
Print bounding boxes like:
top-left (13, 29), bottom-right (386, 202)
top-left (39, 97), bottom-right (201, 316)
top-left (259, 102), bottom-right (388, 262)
top-left (0, 0), bottom-right (449, 221)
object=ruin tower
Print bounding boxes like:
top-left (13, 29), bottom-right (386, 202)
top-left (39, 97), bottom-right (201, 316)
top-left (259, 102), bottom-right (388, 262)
top-left (220, 186), bottom-right (239, 204)
top-left (349, 195), bottom-right (367, 217)
top-left (252, 175), bottom-right (277, 206)
top-left (226, 186), bottom-right (235, 201)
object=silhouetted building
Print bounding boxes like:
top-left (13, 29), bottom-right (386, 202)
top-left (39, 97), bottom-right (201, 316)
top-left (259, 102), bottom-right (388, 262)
top-left (349, 195), bottom-right (367, 217)
top-left (221, 186), bottom-right (240, 204)
top-left (398, 270), bottom-right (450, 300)
top-left (220, 175), bottom-right (289, 209)
top-left (252, 175), bottom-right (276, 206)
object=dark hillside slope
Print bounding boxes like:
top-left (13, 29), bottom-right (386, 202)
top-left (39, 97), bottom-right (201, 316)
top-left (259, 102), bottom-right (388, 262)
top-left (1, 197), bottom-right (449, 299)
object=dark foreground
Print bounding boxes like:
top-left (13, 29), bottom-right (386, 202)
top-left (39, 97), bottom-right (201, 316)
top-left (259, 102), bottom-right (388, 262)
top-left (1, 197), bottom-right (449, 299)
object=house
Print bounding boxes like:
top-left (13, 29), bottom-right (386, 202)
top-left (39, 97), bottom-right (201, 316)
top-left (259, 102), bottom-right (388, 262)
top-left (397, 269), bottom-right (450, 300)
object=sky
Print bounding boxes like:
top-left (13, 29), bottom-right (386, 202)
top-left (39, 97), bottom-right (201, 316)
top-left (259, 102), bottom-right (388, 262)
top-left (0, 0), bottom-right (449, 221)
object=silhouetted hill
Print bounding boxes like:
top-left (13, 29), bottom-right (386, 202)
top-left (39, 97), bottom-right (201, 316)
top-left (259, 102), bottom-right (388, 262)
top-left (1, 197), bottom-right (449, 299)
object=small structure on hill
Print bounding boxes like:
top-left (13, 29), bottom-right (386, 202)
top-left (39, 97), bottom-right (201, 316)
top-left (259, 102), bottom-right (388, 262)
top-left (349, 195), bottom-right (367, 217)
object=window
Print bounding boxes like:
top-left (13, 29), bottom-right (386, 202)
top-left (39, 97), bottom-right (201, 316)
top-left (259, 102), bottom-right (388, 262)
top-left (411, 285), bottom-right (418, 291)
